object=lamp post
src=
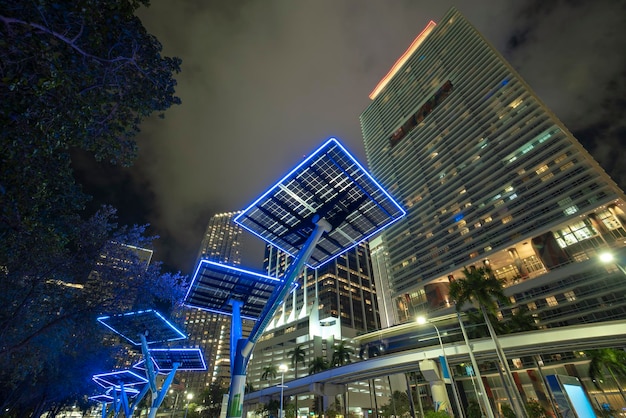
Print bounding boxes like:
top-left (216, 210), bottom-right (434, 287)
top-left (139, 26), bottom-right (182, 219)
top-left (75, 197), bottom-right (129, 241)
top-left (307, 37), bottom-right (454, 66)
top-left (184, 393), bottom-right (193, 418)
top-left (279, 364), bottom-right (288, 418)
top-left (170, 389), bottom-right (181, 418)
top-left (417, 316), bottom-right (464, 418)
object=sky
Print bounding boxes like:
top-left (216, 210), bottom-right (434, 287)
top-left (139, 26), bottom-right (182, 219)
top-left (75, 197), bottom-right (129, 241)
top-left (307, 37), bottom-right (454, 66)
top-left (74, 0), bottom-right (626, 275)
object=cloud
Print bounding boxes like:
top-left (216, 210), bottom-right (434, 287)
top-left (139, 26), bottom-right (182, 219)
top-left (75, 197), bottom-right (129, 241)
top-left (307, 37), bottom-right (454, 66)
top-left (97, 0), bottom-right (626, 273)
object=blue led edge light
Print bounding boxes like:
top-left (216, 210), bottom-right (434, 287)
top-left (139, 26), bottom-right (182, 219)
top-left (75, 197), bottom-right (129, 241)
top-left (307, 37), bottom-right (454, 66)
top-left (232, 137), bottom-right (406, 269)
top-left (97, 309), bottom-right (186, 345)
top-left (184, 259), bottom-right (282, 305)
top-left (92, 370), bottom-right (148, 389)
top-left (147, 348), bottom-right (207, 371)
top-left (153, 310), bottom-right (187, 341)
top-left (106, 387), bottom-right (140, 395)
top-left (89, 394), bottom-right (114, 403)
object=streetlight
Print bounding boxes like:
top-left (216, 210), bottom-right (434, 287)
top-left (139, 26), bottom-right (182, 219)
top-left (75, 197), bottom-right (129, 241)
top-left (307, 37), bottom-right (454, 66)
top-left (279, 364), bottom-right (289, 418)
top-left (599, 251), bottom-right (626, 275)
top-left (170, 389), bottom-right (181, 418)
top-left (184, 393), bottom-right (193, 418)
top-left (416, 316), bottom-right (464, 418)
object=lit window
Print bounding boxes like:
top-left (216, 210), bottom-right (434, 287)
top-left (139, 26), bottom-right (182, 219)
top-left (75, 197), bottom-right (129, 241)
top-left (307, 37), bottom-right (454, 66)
top-left (541, 173), bottom-right (554, 182)
top-left (502, 216), bottom-right (513, 224)
top-left (536, 165), bottom-right (549, 174)
top-left (527, 302), bottom-right (537, 310)
top-left (546, 296), bottom-right (558, 307)
top-left (564, 291), bottom-right (576, 301)
top-left (564, 206), bottom-right (578, 215)
top-left (560, 161), bottom-right (574, 171)
top-left (484, 216), bottom-right (493, 223)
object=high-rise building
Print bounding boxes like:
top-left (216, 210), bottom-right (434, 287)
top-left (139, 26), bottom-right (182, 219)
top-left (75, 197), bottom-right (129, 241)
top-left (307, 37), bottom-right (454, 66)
top-left (360, 8), bottom-right (626, 327)
top-left (178, 211), bottom-right (253, 394)
top-left (246, 243), bottom-right (390, 415)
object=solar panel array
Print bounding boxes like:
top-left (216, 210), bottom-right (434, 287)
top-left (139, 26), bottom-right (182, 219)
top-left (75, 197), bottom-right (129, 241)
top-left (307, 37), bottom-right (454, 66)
top-left (133, 348), bottom-right (207, 372)
top-left (235, 138), bottom-right (405, 268)
top-left (184, 260), bottom-right (281, 319)
top-left (97, 309), bottom-right (186, 346)
top-left (92, 370), bottom-right (148, 389)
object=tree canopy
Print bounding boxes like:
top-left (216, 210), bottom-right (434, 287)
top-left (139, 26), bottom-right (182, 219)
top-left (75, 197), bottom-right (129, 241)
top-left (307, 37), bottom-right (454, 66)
top-left (1, 0), bottom-right (183, 415)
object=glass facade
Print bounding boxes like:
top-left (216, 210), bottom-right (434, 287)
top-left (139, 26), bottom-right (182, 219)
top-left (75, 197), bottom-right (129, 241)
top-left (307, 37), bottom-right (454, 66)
top-left (360, 8), bottom-right (626, 325)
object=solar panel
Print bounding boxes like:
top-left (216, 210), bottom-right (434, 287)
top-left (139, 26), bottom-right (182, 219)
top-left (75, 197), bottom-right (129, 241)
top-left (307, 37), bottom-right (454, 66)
top-left (89, 394), bottom-right (114, 403)
top-left (106, 387), bottom-right (140, 396)
top-left (134, 348), bottom-right (207, 372)
top-left (234, 138), bottom-right (405, 268)
top-left (184, 260), bottom-right (282, 319)
top-left (97, 309), bottom-right (186, 345)
top-left (92, 370), bottom-right (148, 389)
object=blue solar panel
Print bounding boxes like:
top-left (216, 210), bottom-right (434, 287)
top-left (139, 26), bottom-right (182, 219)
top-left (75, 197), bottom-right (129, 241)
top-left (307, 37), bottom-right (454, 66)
top-left (97, 309), bottom-right (186, 345)
top-left (89, 394), bottom-right (114, 403)
top-left (184, 260), bottom-right (281, 319)
top-left (235, 138), bottom-right (405, 268)
top-left (92, 370), bottom-right (148, 389)
top-left (133, 348), bottom-right (207, 372)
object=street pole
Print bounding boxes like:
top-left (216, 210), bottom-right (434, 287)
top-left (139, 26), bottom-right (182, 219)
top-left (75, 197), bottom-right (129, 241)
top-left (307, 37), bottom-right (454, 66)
top-left (279, 364), bottom-right (288, 418)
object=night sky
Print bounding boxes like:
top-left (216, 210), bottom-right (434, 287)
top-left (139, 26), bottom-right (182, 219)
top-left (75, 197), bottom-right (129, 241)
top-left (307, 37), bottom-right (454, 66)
top-left (73, 0), bottom-right (626, 275)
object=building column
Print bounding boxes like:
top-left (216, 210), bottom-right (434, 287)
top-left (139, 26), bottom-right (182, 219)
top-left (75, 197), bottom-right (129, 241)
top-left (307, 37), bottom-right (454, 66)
top-left (419, 359), bottom-right (452, 414)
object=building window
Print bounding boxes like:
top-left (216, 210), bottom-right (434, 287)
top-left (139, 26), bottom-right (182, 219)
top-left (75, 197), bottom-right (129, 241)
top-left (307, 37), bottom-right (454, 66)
top-left (389, 80), bottom-right (454, 147)
top-left (546, 296), bottom-right (558, 307)
top-left (564, 291), bottom-right (576, 302)
top-left (527, 302), bottom-right (537, 310)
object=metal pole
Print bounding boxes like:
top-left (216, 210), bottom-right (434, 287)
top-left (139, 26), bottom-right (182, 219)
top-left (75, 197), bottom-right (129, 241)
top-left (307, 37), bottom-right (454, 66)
top-left (280, 371), bottom-right (285, 418)
top-left (457, 312), bottom-right (495, 418)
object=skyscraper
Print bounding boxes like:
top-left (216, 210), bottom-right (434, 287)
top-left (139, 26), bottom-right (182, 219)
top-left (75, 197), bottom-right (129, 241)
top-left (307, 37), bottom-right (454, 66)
top-left (360, 8), bottom-right (626, 326)
top-left (246, 243), bottom-right (389, 415)
top-left (178, 211), bottom-right (253, 394)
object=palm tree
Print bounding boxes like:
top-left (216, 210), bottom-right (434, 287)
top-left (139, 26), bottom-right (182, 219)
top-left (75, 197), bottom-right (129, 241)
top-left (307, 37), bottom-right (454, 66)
top-left (309, 356), bottom-right (330, 374)
top-left (505, 306), bottom-right (537, 333)
top-left (309, 357), bottom-right (330, 414)
top-left (288, 345), bottom-right (306, 379)
top-left (261, 365), bottom-right (278, 388)
top-left (330, 341), bottom-right (354, 416)
top-left (332, 341), bottom-right (354, 366)
top-left (587, 348), bottom-right (626, 404)
top-left (288, 345), bottom-right (306, 416)
top-left (449, 266), bottom-right (528, 418)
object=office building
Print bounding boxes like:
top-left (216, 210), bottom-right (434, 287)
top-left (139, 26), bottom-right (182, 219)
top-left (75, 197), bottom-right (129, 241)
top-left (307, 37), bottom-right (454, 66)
top-left (360, 7), bottom-right (626, 328)
top-left (177, 211), bottom-right (253, 394)
top-left (246, 243), bottom-right (392, 416)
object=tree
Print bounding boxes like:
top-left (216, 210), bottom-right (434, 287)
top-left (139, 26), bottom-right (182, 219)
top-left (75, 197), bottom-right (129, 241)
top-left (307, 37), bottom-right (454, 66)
top-left (525, 400), bottom-right (549, 418)
top-left (449, 266), bottom-right (527, 418)
top-left (1, 0), bottom-right (181, 266)
top-left (288, 345), bottom-right (306, 378)
top-left (308, 357), bottom-right (330, 415)
top-left (380, 390), bottom-right (411, 418)
top-left (1, 1), bottom-right (182, 414)
top-left (287, 345), bottom-right (306, 415)
top-left (262, 365), bottom-right (278, 387)
top-left (331, 341), bottom-right (354, 366)
top-left (309, 356), bottom-right (330, 374)
top-left (587, 348), bottom-right (626, 404)
top-left (0, 207), bottom-right (186, 416)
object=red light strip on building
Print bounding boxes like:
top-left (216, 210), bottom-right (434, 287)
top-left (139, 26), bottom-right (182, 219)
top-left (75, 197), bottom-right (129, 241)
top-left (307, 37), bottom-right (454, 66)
top-left (368, 20), bottom-right (437, 100)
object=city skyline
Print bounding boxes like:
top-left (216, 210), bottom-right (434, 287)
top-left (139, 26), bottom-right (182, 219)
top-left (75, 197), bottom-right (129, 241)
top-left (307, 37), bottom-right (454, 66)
top-left (72, 1), bottom-right (626, 275)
